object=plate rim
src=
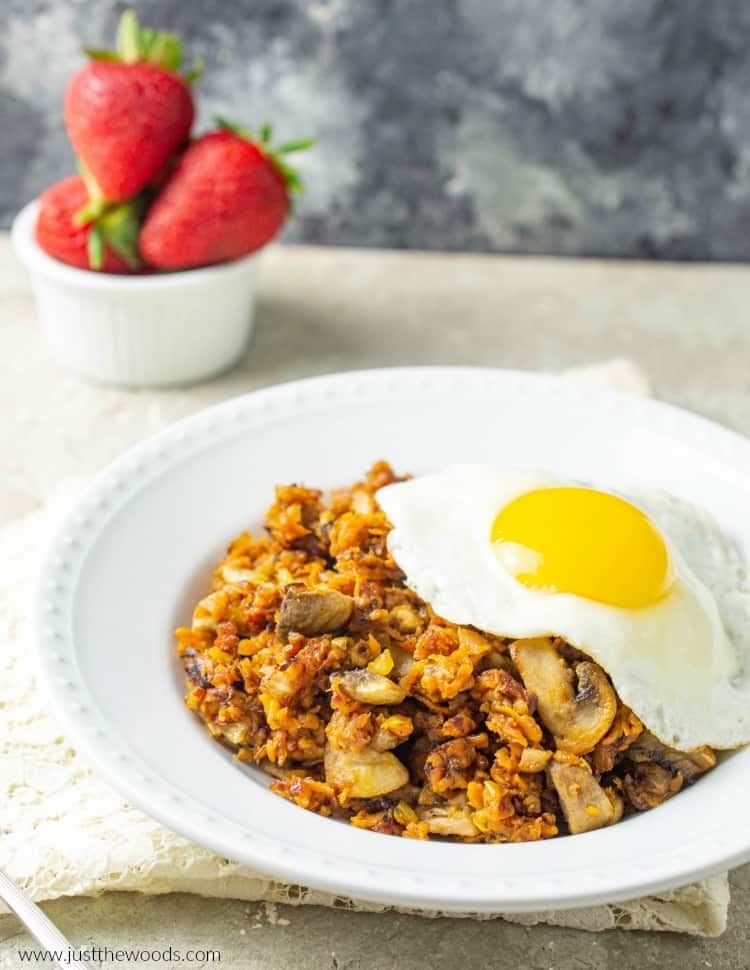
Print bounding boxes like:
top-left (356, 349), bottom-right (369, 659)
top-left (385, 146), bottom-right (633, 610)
top-left (35, 365), bottom-right (750, 912)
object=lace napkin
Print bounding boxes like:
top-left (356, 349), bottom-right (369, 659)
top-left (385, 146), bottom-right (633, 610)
top-left (0, 359), bottom-right (730, 936)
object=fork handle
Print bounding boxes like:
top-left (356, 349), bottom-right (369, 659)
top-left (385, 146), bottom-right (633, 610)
top-left (0, 870), bottom-right (89, 969)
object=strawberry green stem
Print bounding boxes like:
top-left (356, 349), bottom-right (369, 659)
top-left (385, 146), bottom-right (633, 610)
top-left (76, 189), bottom-right (147, 271)
top-left (98, 198), bottom-right (144, 269)
top-left (73, 197), bottom-right (108, 228)
top-left (116, 10), bottom-right (141, 64)
top-left (276, 139), bottom-right (315, 154)
top-left (83, 9), bottom-right (196, 80)
top-left (87, 226), bottom-right (105, 271)
top-left (82, 47), bottom-right (119, 62)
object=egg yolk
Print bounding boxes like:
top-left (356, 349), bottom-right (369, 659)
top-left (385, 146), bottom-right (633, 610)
top-left (491, 487), bottom-right (671, 608)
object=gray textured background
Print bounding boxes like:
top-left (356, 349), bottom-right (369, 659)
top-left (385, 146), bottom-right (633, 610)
top-left (3, 0), bottom-right (750, 259)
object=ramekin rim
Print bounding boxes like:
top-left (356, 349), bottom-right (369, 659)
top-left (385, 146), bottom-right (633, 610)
top-left (10, 199), bottom-right (260, 291)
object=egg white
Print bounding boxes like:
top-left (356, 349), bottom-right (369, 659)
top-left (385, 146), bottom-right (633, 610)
top-left (377, 465), bottom-right (750, 751)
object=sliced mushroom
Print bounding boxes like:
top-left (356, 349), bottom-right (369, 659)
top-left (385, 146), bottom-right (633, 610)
top-left (389, 643), bottom-right (415, 677)
top-left (623, 762), bottom-right (682, 811)
top-left (510, 638), bottom-right (616, 754)
top-left (548, 760), bottom-right (616, 834)
top-left (324, 745), bottom-right (409, 798)
top-left (418, 804), bottom-right (480, 838)
top-left (335, 669), bottom-right (406, 705)
top-left (276, 587), bottom-right (353, 642)
top-left (518, 747), bottom-right (553, 773)
top-left (609, 788), bottom-right (625, 824)
top-left (626, 731), bottom-right (716, 783)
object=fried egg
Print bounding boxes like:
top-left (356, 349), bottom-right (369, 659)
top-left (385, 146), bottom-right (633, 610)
top-left (377, 466), bottom-right (750, 750)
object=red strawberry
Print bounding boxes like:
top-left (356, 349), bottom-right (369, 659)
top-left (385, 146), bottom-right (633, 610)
top-left (64, 10), bottom-right (198, 202)
top-left (35, 175), bottom-right (143, 273)
top-left (139, 122), bottom-right (312, 270)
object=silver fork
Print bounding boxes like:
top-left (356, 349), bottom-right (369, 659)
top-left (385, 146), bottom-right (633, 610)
top-left (0, 870), bottom-right (89, 969)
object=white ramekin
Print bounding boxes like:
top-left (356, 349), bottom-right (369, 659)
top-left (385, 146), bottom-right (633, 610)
top-left (11, 200), bottom-right (259, 387)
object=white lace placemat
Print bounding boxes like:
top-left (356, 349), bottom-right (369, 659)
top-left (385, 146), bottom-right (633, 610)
top-left (0, 360), bottom-right (730, 936)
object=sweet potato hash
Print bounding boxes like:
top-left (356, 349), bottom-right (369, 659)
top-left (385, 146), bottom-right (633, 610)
top-left (176, 462), bottom-right (716, 842)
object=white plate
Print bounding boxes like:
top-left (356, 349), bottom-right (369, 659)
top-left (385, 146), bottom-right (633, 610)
top-left (36, 367), bottom-right (750, 913)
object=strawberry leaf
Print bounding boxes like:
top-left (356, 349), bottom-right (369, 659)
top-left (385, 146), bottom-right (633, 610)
top-left (116, 9), bottom-right (141, 63)
top-left (82, 46), bottom-right (120, 61)
top-left (87, 226), bottom-right (105, 271)
top-left (183, 56), bottom-right (204, 84)
top-left (213, 117), bottom-right (314, 195)
top-left (276, 138), bottom-right (315, 154)
top-left (215, 116), bottom-right (253, 140)
top-left (87, 9), bottom-right (193, 76)
top-left (77, 159), bottom-right (104, 202)
top-left (149, 32), bottom-right (182, 72)
top-left (73, 197), bottom-right (108, 229)
top-left (74, 173), bottom-right (147, 269)
top-left (99, 199), bottom-right (144, 269)
top-left (139, 26), bottom-right (156, 55)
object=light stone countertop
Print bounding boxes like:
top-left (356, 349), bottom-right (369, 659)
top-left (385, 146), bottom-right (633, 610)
top-left (1, 235), bottom-right (749, 968)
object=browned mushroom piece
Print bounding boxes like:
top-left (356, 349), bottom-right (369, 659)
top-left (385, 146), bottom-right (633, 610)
top-left (418, 796), bottom-right (480, 838)
top-left (623, 762), bottom-right (682, 811)
top-left (276, 587), bottom-right (353, 642)
top-left (626, 731), bottom-right (717, 783)
top-left (388, 643), bottom-right (415, 677)
top-left (548, 760), bottom-right (617, 834)
top-left (335, 669), bottom-right (406, 705)
top-left (510, 638), bottom-right (617, 755)
top-left (324, 744), bottom-right (409, 798)
top-left (590, 703), bottom-right (644, 773)
top-left (518, 747), bottom-right (553, 773)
